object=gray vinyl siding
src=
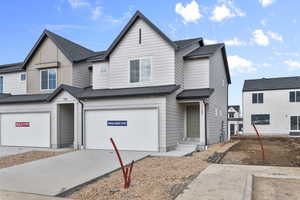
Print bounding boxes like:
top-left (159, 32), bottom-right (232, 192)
top-left (108, 18), bottom-right (175, 89)
top-left (92, 62), bottom-right (109, 89)
top-left (83, 96), bottom-right (168, 151)
top-left (175, 43), bottom-right (200, 87)
top-left (166, 90), bottom-right (184, 150)
top-left (1, 72), bottom-right (27, 95)
top-left (72, 61), bottom-right (91, 88)
top-left (184, 59), bottom-right (210, 89)
top-left (207, 48), bottom-right (228, 144)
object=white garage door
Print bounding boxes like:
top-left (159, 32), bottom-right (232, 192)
top-left (1, 113), bottom-right (50, 147)
top-left (85, 108), bottom-right (158, 151)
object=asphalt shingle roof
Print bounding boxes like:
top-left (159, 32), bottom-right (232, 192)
top-left (228, 105), bottom-right (240, 113)
top-left (0, 62), bottom-right (24, 74)
top-left (243, 76), bottom-right (300, 91)
top-left (184, 43), bottom-right (224, 59)
top-left (80, 84), bottom-right (180, 99)
top-left (0, 84), bottom-right (180, 104)
top-left (174, 38), bottom-right (203, 51)
top-left (176, 88), bottom-right (214, 100)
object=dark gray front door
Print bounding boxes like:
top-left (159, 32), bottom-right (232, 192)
top-left (230, 124), bottom-right (235, 135)
top-left (186, 104), bottom-right (200, 138)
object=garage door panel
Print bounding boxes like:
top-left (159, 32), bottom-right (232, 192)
top-left (1, 113), bottom-right (50, 147)
top-left (85, 108), bottom-right (158, 151)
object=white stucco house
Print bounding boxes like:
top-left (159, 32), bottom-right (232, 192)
top-left (0, 11), bottom-right (231, 152)
top-left (228, 105), bottom-right (243, 136)
top-left (243, 76), bottom-right (300, 136)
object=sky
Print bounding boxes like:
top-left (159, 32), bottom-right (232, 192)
top-left (0, 0), bottom-right (300, 106)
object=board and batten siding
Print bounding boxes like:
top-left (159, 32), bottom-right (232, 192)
top-left (243, 89), bottom-right (300, 135)
top-left (72, 61), bottom-right (91, 88)
top-left (92, 62), bottom-right (109, 89)
top-left (25, 37), bottom-right (73, 94)
top-left (207, 48), bottom-right (228, 144)
top-left (183, 59), bottom-right (210, 89)
top-left (104, 18), bottom-right (175, 89)
top-left (1, 72), bottom-right (26, 95)
top-left (83, 96), bottom-right (168, 151)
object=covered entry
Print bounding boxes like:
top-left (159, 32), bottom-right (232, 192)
top-left (57, 103), bottom-right (74, 147)
top-left (85, 108), bottom-right (159, 151)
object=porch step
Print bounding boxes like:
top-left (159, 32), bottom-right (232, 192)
top-left (176, 143), bottom-right (198, 152)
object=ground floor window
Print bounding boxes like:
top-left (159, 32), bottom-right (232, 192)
top-left (0, 76), bottom-right (3, 93)
top-left (290, 116), bottom-right (300, 131)
top-left (238, 124), bottom-right (243, 131)
top-left (251, 114), bottom-right (270, 125)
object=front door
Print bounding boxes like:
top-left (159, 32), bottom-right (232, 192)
top-left (186, 104), bottom-right (200, 138)
top-left (230, 124), bottom-right (235, 135)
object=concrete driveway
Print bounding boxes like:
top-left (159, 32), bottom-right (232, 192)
top-left (0, 146), bottom-right (70, 158)
top-left (0, 150), bottom-right (149, 196)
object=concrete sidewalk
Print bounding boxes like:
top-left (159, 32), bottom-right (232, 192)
top-left (0, 190), bottom-right (72, 200)
top-left (0, 150), bottom-right (149, 196)
top-left (176, 164), bottom-right (300, 200)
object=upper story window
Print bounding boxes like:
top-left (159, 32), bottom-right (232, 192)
top-left (100, 64), bottom-right (108, 72)
top-left (252, 93), bottom-right (263, 104)
top-left (41, 69), bottom-right (56, 90)
top-left (251, 114), bottom-right (270, 125)
top-left (229, 112), bottom-right (234, 118)
top-left (0, 76), bottom-right (3, 93)
top-left (20, 73), bottom-right (26, 81)
top-left (129, 58), bottom-right (151, 83)
top-left (289, 91), bottom-right (300, 102)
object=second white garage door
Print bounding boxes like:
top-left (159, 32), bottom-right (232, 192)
top-left (85, 108), bottom-right (158, 151)
top-left (1, 112), bottom-right (50, 147)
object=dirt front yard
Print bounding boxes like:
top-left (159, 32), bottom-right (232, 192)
top-left (221, 137), bottom-right (300, 167)
top-left (0, 151), bottom-right (68, 169)
top-left (64, 144), bottom-right (224, 200)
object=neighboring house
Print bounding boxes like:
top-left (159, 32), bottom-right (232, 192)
top-left (228, 105), bottom-right (243, 136)
top-left (243, 76), bottom-right (300, 136)
top-left (0, 11), bottom-right (231, 152)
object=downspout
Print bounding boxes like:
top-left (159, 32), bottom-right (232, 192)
top-left (78, 99), bottom-right (84, 149)
top-left (203, 100), bottom-right (208, 148)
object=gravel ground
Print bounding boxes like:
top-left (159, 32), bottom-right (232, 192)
top-left (221, 137), bottom-right (300, 167)
top-left (65, 144), bottom-right (223, 200)
top-left (0, 151), bottom-right (68, 169)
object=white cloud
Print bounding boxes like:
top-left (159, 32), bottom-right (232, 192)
top-left (225, 37), bottom-right (247, 46)
top-left (267, 31), bottom-right (283, 42)
top-left (175, 0), bottom-right (202, 24)
top-left (228, 55), bottom-right (256, 73)
top-left (210, 1), bottom-right (245, 22)
top-left (205, 39), bottom-right (218, 45)
top-left (67, 0), bottom-right (90, 9)
top-left (284, 60), bottom-right (300, 70)
top-left (259, 0), bottom-right (275, 7)
top-left (91, 6), bottom-right (102, 20)
top-left (252, 29), bottom-right (269, 46)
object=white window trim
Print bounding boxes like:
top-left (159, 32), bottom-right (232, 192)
top-left (20, 73), bottom-right (26, 81)
top-left (0, 76), bottom-right (4, 93)
top-left (290, 116), bottom-right (300, 132)
top-left (128, 57), bottom-right (152, 84)
top-left (40, 68), bottom-right (57, 91)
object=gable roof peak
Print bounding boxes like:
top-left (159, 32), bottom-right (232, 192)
top-left (103, 10), bottom-right (177, 60)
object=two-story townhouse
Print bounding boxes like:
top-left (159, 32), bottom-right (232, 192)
top-left (228, 105), bottom-right (243, 136)
top-left (0, 11), bottom-right (231, 152)
top-left (243, 76), bottom-right (300, 136)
